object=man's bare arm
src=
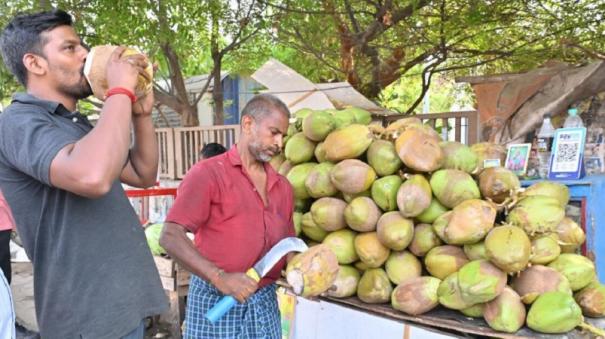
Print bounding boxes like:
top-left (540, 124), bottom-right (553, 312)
top-left (160, 222), bottom-right (258, 303)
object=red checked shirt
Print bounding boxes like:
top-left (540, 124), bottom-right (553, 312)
top-left (166, 146), bottom-right (295, 288)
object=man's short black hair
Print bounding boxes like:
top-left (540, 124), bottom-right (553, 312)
top-left (200, 142), bottom-right (227, 159)
top-left (240, 94), bottom-right (290, 123)
top-left (0, 9), bottom-right (73, 86)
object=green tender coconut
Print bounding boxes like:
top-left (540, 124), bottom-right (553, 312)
top-left (371, 175), bottom-right (403, 212)
top-left (322, 229), bottom-right (359, 264)
top-left (391, 276), bottom-right (441, 315)
top-left (284, 132), bottom-right (316, 164)
top-left (302, 110), bottom-right (336, 141)
top-left (366, 140), bottom-right (403, 176)
top-left (326, 265), bottom-right (361, 298)
top-left (145, 223), bottom-right (166, 256)
top-left (483, 287), bottom-right (526, 333)
top-left (548, 253), bottom-right (596, 291)
top-left (429, 169), bottom-right (480, 209)
top-left (457, 260), bottom-right (507, 304)
top-left (506, 195), bottom-right (565, 235)
top-left (357, 268), bottom-right (393, 304)
top-left (415, 198), bottom-right (448, 224)
top-left (286, 162), bottom-right (318, 200)
top-left (439, 141), bottom-right (478, 173)
top-left (526, 291), bottom-right (582, 333)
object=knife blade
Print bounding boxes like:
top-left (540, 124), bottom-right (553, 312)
top-left (205, 236), bottom-right (308, 323)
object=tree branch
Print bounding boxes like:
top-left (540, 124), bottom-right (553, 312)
top-left (357, 0), bottom-right (431, 46)
top-left (258, 0), bottom-right (341, 15)
top-left (192, 71), bottom-right (215, 106)
top-left (277, 26), bottom-right (344, 74)
top-left (344, 0), bottom-right (361, 34)
top-left (562, 40), bottom-right (605, 60)
top-left (405, 58), bottom-right (443, 115)
top-left (155, 104), bottom-right (172, 128)
top-left (154, 87), bottom-right (183, 114)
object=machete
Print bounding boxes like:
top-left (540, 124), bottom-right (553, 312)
top-left (205, 236), bottom-right (308, 323)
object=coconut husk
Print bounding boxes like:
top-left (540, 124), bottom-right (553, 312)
top-left (84, 45), bottom-right (153, 101)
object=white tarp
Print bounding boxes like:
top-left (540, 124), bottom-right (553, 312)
top-left (315, 82), bottom-right (388, 114)
top-left (251, 59), bottom-right (335, 113)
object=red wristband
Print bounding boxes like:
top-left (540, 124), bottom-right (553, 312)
top-left (105, 87), bottom-right (136, 104)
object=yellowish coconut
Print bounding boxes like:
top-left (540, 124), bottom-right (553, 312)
top-left (286, 244), bottom-right (340, 297)
top-left (354, 232), bottom-right (391, 268)
top-left (395, 128), bottom-right (444, 172)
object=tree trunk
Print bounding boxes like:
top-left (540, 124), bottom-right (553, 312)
top-left (154, 2), bottom-right (200, 127)
top-left (212, 56), bottom-right (224, 125)
top-left (154, 88), bottom-right (200, 127)
top-left (181, 105), bottom-right (199, 126)
top-left (210, 9), bottom-right (224, 126)
top-left (156, 42), bottom-right (200, 127)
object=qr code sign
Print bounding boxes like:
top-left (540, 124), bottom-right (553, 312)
top-left (556, 143), bottom-right (579, 163)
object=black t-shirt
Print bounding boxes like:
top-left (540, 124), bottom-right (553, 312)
top-left (0, 93), bottom-right (168, 339)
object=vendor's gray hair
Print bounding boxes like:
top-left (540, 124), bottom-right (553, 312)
top-left (240, 94), bottom-right (290, 123)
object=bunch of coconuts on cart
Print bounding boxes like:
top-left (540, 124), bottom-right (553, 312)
top-left (277, 107), bottom-right (605, 337)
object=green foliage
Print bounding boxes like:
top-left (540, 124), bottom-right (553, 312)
top-left (0, 0), bottom-right (602, 118)
top-left (275, 0), bottom-right (604, 108)
top-left (0, 0), bottom-right (273, 123)
top-left (0, 1), bottom-right (33, 99)
top-left (378, 66), bottom-right (475, 114)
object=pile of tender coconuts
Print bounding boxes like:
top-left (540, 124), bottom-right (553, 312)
top-left (278, 107), bottom-right (605, 336)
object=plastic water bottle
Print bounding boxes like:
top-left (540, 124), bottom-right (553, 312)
top-left (537, 115), bottom-right (555, 178)
top-left (563, 108), bottom-right (584, 128)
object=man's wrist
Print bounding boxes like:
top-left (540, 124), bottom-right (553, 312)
top-left (132, 112), bottom-right (152, 119)
top-left (210, 268), bottom-right (225, 285)
top-left (105, 87), bottom-right (136, 104)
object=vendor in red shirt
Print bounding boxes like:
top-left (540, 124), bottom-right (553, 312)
top-left (160, 94), bottom-right (294, 339)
